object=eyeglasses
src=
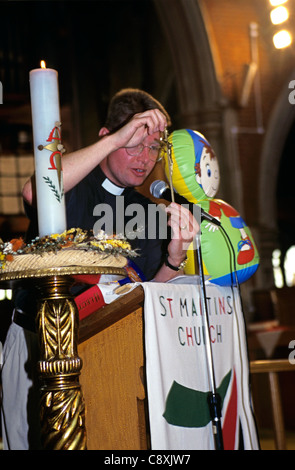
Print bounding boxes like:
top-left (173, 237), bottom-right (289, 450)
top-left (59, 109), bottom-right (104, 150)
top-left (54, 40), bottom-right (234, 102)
top-left (125, 143), bottom-right (163, 162)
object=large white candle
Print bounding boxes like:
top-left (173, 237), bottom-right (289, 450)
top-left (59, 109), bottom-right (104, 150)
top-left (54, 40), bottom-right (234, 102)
top-left (29, 61), bottom-right (67, 237)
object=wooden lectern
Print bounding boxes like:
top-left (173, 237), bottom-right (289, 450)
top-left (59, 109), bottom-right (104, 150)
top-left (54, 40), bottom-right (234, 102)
top-left (78, 285), bottom-right (149, 450)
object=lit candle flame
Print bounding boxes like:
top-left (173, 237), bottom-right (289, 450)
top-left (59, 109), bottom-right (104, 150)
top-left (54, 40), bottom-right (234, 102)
top-left (40, 60), bottom-right (46, 69)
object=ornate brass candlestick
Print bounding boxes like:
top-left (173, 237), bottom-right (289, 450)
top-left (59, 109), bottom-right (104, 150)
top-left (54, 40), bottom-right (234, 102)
top-left (0, 265), bottom-right (126, 450)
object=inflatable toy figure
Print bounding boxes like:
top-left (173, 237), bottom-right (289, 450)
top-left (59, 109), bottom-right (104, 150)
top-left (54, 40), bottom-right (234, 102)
top-left (163, 129), bottom-right (259, 285)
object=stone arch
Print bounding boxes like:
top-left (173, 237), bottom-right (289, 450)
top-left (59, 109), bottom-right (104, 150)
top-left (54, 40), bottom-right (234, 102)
top-left (258, 71), bottom-right (295, 287)
top-left (154, 0), bottom-right (223, 130)
top-left (155, 0), bottom-right (221, 123)
top-left (154, 0), bottom-right (235, 203)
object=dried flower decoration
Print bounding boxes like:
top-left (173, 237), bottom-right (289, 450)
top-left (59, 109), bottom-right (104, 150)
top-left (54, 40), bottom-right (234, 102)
top-left (0, 237), bottom-right (26, 269)
top-left (0, 229), bottom-right (137, 270)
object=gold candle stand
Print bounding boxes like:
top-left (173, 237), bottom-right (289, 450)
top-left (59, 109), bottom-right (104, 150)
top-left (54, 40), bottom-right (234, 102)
top-left (0, 265), bottom-right (126, 450)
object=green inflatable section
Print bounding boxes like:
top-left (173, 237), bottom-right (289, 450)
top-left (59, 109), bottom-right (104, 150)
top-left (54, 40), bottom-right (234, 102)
top-left (163, 129), bottom-right (259, 285)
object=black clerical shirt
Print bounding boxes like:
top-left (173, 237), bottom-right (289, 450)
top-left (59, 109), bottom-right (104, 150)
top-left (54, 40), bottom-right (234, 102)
top-left (25, 165), bottom-right (167, 281)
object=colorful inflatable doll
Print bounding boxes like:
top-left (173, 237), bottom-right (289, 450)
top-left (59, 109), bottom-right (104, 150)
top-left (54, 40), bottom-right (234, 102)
top-left (163, 129), bottom-right (259, 285)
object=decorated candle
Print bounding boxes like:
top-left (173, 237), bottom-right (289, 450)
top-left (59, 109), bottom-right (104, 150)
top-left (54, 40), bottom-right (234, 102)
top-left (29, 61), bottom-right (67, 237)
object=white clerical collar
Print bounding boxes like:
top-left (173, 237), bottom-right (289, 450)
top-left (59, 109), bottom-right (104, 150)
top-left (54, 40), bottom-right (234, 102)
top-left (101, 178), bottom-right (125, 195)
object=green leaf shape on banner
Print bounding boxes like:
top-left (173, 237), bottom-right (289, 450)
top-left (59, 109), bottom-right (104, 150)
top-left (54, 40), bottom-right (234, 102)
top-left (163, 369), bottom-right (232, 428)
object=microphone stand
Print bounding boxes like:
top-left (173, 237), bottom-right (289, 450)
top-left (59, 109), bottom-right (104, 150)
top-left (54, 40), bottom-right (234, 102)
top-left (161, 129), bottom-right (223, 449)
top-left (195, 229), bottom-right (224, 450)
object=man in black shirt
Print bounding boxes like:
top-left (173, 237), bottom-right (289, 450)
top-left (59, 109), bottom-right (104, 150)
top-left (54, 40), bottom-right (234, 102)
top-left (66, 164), bottom-right (165, 280)
top-left (23, 88), bottom-right (198, 280)
top-left (1, 89), bottom-right (199, 449)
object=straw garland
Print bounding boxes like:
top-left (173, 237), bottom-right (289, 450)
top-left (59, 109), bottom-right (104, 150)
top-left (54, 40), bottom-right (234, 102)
top-left (0, 228), bottom-right (137, 272)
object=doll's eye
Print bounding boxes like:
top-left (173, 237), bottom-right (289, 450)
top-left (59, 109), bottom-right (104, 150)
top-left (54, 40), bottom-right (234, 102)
top-left (206, 164), bottom-right (211, 177)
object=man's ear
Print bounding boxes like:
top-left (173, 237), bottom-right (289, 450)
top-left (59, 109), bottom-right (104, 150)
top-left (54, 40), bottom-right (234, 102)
top-left (99, 127), bottom-right (110, 137)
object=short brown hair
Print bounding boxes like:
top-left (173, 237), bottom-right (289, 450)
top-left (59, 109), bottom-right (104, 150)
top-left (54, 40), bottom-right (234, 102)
top-left (104, 88), bottom-right (171, 132)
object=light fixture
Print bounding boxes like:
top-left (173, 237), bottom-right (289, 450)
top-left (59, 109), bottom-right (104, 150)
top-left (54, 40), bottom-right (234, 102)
top-left (273, 29), bottom-right (292, 48)
top-left (270, 5), bottom-right (289, 24)
top-left (269, 0), bottom-right (288, 6)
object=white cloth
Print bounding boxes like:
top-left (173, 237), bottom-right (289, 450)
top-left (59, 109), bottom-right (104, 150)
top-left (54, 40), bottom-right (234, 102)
top-left (98, 278), bottom-right (139, 304)
top-left (142, 278), bottom-right (259, 450)
top-left (1, 320), bottom-right (41, 450)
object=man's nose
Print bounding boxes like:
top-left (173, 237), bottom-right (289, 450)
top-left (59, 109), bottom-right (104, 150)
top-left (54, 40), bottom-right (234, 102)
top-left (136, 146), bottom-right (150, 162)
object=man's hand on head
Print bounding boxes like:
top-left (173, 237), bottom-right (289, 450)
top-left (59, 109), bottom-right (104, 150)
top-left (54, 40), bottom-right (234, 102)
top-left (111, 109), bottom-right (168, 151)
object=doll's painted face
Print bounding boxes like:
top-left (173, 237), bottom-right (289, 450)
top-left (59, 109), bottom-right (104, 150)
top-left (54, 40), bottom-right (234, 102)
top-left (195, 142), bottom-right (220, 198)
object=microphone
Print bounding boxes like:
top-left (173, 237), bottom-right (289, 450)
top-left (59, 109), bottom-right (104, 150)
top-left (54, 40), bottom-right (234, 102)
top-left (150, 180), bottom-right (221, 226)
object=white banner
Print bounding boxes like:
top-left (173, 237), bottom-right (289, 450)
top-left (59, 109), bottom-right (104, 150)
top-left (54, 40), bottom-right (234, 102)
top-left (143, 277), bottom-right (259, 450)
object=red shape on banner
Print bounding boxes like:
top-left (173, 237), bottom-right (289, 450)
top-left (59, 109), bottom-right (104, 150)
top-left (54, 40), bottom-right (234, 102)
top-left (222, 369), bottom-right (238, 450)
